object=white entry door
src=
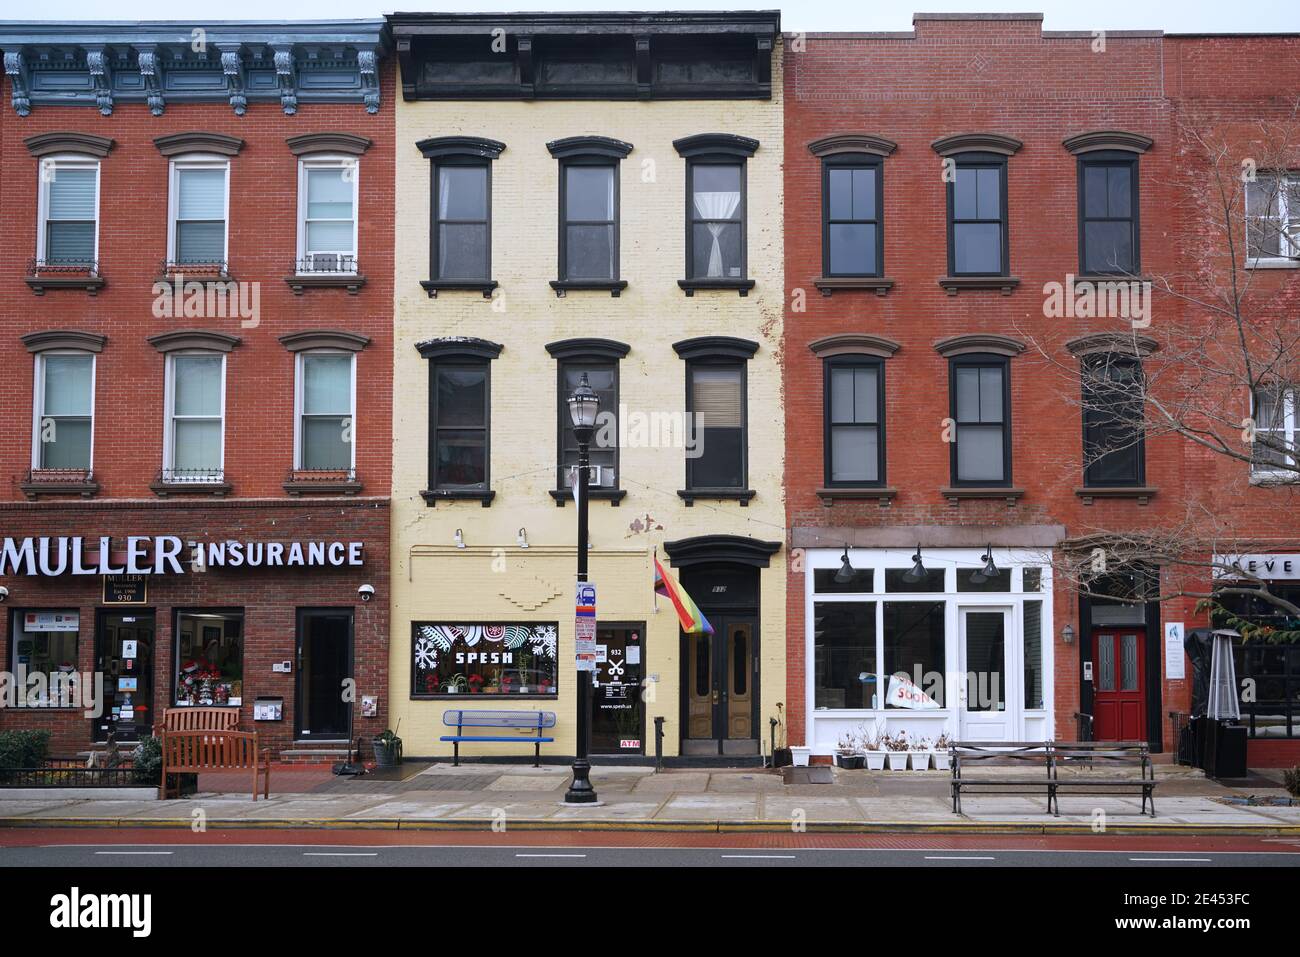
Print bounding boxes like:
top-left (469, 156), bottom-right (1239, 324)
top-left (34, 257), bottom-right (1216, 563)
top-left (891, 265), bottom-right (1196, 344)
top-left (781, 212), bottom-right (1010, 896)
top-left (958, 606), bottom-right (1016, 741)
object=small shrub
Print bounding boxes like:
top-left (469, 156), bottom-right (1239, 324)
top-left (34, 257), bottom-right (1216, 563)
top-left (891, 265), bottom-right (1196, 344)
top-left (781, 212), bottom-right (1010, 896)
top-left (131, 736), bottom-right (163, 785)
top-left (1284, 766), bottom-right (1300, 801)
top-left (0, 729), bottom-right (52, 781)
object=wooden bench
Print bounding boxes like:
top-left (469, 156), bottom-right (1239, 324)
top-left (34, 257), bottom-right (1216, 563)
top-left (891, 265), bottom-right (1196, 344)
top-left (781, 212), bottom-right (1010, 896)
top-left (440, 710), bottom-right (557, 767)
top-left (159, 730), bottom-right (270, 801)
top-left (950, 741), bottom-right (1054, 815)
top-left (1051, 741), bottom-right (1156, 818)
top-left (153, 706), bottom-right (240, 737)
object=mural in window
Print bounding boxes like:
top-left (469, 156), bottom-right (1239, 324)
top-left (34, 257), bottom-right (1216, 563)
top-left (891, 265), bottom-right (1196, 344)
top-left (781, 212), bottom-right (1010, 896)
top-left (412, 622), bottom-right (558, 697)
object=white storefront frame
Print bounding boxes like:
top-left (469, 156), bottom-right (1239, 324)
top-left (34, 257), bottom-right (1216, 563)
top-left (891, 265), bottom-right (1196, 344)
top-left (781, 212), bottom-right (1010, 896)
top-left (804, 547), bottom-right (1054, 755)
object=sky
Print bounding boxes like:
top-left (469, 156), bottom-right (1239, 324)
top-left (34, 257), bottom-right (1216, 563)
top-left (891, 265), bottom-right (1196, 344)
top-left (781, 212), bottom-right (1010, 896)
top-left (7, 0), bottom-right (1300, 34)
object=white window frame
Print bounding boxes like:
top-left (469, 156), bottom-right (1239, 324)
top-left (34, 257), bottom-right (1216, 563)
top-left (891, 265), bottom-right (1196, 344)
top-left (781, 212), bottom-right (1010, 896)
top-left (35, 154), bottom-right (101, 269)
top-left (1245, 171), bottom-right (1300, 269)
top-left (166, 154), bottom-right (231, 268)
top-left (1252, 385), bottom-right (1298, 482)
top-left (30, 350), bottom-right (96, 473)
top-left (295, 155), bottom-right (360, 275)
top-left (293, 350), bottom-right (357, 472)
top-left (162, 351), bottom-right (227, 483)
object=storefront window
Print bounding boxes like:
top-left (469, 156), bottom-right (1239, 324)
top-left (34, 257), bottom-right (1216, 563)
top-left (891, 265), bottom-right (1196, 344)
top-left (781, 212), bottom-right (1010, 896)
top-left (412, 622), bottom-right (558, 697)
top-left (813, 567), bottom-right (873, 593)
top-left (885, 568), bottom-right (945, 592)
top-left (884, 602), bottom-right (945, 707)
top-left (175, 610), bottom-right (243, 707)
top-left (1023, 567), bottom-right (1043, 592)
top-left (957, 568), bottom-right (1010, 592)
top-left (9, 610), bottom-right (79, 706)
top-left (1023, 600), bottom-right (1044, 709)
top-left (813, 602), bottom-right (877, 709)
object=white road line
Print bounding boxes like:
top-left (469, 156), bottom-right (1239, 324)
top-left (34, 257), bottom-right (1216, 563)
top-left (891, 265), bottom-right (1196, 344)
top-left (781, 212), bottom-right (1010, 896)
top-left (1129, 858), bottom-right (1211, 863)
top-left (720, 854), bottom-right (797, 859)
top-left (515, 853), bottom-right (587, 858)
top-left (303, 852), bottom-right (379, 857)
top-left (93, 851), bottom-right (173, 856)
top-left (924, 855), bottom-right (995, 861)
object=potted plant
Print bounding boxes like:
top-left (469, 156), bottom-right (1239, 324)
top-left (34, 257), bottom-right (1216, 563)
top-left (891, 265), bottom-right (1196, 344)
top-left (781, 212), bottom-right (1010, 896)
top-left (860, 725), bottom-right (887, 770)
top-left (1284, 766), bottom-right (1300, 805)
top-left (441, 673), bottom-right (467, 695)
top-left (885, 731), bottom-right (910, 770)
top-left (373, 723), bottom-right (402, 769)
top-left (467, 673), bottom-right (484, 694)
top-left (932, 732), bottom-right (953, 771)
top-left (835, 733), bottom-right (862, 769)
top-left (909, 735), bottom-right (932, 771)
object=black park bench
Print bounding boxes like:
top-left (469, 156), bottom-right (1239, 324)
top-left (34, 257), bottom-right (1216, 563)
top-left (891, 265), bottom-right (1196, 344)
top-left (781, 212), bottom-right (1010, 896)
top-left (440, 710), bottom-right (557, 767)
top-left (950, 741), bottom-right (1054, 815)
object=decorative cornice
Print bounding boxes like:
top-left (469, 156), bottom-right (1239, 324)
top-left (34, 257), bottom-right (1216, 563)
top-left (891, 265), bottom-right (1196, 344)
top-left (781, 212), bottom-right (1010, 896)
top-left (546, 136), bottom-right (633, 160)
top-left (154, 132), bottom-right (244, 157)
top-left (278, 330), bottom-right (370, 353)
top-left (287, 132), bottom-right (372, 156)
top-left (22, 330), bottom-right (106, 354)
top-left (808, 133), bottom-right (897, 158)
top-left (1063, 130), bottom-right (1154, 155)
top-left (1065, 332), bottom-right (1159, 358)
top-left (809, 334), bottom-right (901, 359)
top-left (23, 132), bottom-right (114, 158)
top-left (416, 136), bottom-right (506, 161)
top-left (147, 330), bottom-right (241, 353)
top-left (673, 133), bottom-right (760, 159)
top-left (934, 334), bottom-right (1026, 358)
top-left (931, 133), bottom-right (1023, 156)
top-left (663, 534), bottom-right (781, 568)
top-left (545, 338), bottom-right (631, 361)
top-left (416, 337), bottom-right (503, 361)
top-left (672, 336), bottom-right (759, 361)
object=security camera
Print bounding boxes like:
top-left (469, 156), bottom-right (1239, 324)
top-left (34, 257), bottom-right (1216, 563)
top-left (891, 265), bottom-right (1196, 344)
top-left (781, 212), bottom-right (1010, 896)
top-left (0, 586), bottom-right (8, 602)
top-left (357, 583), bottom-right (375, 603)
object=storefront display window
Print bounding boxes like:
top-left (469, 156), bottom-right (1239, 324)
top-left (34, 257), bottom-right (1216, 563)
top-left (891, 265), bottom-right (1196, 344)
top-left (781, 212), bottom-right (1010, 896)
top-left (1023, 600), bottom-right (1044, 709)
top-left (885, 567), bottom-right (945, 592)
top-left (814, 601), bottom-right (876, 708)
top-left (9, 610), bottom-right (79, 706)
top-left (411, 622), bottom-right (558, 697)
top-left (883, 602), bottom-right (945, 706)
top-left (175, 610), bottom-right (243, 707)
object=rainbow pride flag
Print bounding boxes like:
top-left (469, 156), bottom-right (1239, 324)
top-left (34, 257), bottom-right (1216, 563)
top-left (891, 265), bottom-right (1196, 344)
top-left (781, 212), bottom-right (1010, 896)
top-left (654, 554), bottom-right (714, 635)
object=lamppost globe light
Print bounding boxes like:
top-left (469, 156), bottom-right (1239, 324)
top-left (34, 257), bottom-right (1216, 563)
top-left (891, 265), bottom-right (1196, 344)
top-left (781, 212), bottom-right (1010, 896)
top-left (567, 372), bottom-right (600, 433)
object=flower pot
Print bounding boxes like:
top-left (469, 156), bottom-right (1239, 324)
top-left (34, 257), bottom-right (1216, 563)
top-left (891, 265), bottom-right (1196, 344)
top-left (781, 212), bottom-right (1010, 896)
top-left (836, 753), bottom-right (863, 769)
top-left (886, 751), bottom-right (909, 770)
top-left (909, 751), bottom-right (930, 771)
top-left (932, 750), bottom-right (951, 771)
top-left (372, 740), bottom-right (402, 769)
top-left (773, 748), bottom-right (793, 768)
top-left (864, 751), bottom-right (887, 771)
top-left (790, 746), bottom-right (812, 768)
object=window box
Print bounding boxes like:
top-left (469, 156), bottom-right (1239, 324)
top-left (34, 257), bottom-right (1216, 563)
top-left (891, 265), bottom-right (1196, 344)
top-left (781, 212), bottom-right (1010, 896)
top-left (151, 469), bottom-right (232, 497)
top-left (1075, 486), bottom-right (1158, 505)
top-left (25, 260), bottom-right (105, 296)
top-left (285, 267), bottom-right (367, 295)
top-left (20, 468), bottom-right (99, 500)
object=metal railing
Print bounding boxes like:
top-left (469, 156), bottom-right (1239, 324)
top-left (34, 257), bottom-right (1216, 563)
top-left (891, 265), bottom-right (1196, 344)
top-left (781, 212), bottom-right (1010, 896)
top-left (294, 254), bottom-right (359, 275)
top-left (27, 257), bottom-right (99, 276)
top-left (156, 467), bottom-right (225, 485)
top-left (0, 758), bottom-right (137, 789)
top-left (159, 258), bottom-right (230, 278)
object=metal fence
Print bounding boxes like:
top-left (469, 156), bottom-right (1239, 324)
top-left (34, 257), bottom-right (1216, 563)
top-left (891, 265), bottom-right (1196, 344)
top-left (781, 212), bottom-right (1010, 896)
top-left (0, 758), bottom-right (139, 788)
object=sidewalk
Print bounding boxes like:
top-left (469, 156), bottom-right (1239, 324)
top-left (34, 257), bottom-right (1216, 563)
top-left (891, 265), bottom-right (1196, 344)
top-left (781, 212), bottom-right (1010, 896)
top-left (3, 763), bottom-right (1298, 834)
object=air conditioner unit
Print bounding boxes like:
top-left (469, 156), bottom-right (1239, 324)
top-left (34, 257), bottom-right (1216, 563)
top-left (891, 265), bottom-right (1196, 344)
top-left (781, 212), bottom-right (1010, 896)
top-left (568, 465), bottom-right (614, 488)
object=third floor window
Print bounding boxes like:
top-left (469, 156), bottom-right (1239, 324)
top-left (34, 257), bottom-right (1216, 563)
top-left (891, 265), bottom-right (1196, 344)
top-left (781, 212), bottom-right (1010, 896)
top-left (38, 158), bottom-right (99, 268)
top-left (169, 158), bottom-right (229, 268)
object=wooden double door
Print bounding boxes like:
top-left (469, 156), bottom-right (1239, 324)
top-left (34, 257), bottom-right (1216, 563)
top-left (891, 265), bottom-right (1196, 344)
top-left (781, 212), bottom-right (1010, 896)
top-left (682, 614), bottom-right (758, 756)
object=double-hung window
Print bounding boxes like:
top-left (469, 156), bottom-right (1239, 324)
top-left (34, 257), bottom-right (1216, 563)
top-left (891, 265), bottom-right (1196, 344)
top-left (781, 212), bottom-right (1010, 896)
top-left (548, 137), bottom-right (631, 292)
top-left (948, 154), bottom-right (1008, 276)
top-left (1246, 172), bottom-right (1300, 263)
top-left (1079, 152), bottom-right (1140, 275)
top-left (674, 134), bottom-right (758, 293)
top-left (33, 352), bottom-right (94, 471)
top-left (297, 157), bottom-right (358, 274)
top-left (1082, 355), bottom-right (1145, 486)
top-left (675, 337), bottom-right (758, 500)
top-left (419, 338), bottom-right (502, 503)
top-left (37, 158), bottom-right (99, 268)
top-left (824, 358), bottom-right (885, 486)
top-left (418, 137), bottom-right (505, 295)
top-left (547, 339), bottom-right (628, 497)
top-left (1252, 384), bottom-right (1297, 478)
top-left (950, 355), bottom-right (1011, 486)
top-left (169, 158), bottom-right (229, 268)
top-left (296, 352), bottom-right (355, 472)
top-left (165, 353), bottom-right (225, 482)
top-left (823, 156), bottom-right (883, 277)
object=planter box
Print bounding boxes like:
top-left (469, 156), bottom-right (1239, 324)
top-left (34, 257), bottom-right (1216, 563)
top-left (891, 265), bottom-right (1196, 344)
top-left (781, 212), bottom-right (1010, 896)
top-left (886, 751), bottom-right (909, 770)
top-left (932, 750), bottom-right (951, 771)
top-left (864, 751), bottom-right (887, 771)
top-left (909, 751), bottom-right (930, 771)
top-left (836, 753), bottom-right (864, 769)
top-left (790, 746), bottom-right (812, 768)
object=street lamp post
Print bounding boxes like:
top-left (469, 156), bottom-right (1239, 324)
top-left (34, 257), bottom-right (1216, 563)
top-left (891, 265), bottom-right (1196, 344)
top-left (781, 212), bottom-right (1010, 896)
top-left (564, 373), bottom-right (599, 804)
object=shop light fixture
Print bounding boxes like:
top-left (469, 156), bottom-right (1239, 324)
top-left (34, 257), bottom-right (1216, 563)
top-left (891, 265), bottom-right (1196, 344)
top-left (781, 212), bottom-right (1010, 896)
top-left (517, 527), bottom-right (529, 549)
top-left (1061, 623), bottom-right (1075, 644)
top-left (970, 544), bottom-right (1000, 584)
top-left (454, 528), bottom-right (465, 549)
top-left (834, 545), bottom-right (855, 584)
top-left (902, 544), bottom-right (927, 584)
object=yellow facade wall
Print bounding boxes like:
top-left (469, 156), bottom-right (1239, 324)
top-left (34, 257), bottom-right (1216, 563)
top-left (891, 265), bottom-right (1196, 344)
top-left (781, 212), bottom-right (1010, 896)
top-left (390, 50), bottom-right (785, 759)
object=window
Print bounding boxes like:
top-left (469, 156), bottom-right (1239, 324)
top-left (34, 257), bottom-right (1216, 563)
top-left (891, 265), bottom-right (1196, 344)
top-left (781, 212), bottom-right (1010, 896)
top-left (823, 156), bottom-right (882, 277)
top-left (1082, 356), bottom-right (1145, 486)
top-left (813, 602), bottom-right (877, 709)
top-left (1246, 172), bottom-right (1300, 261)
top-left (432, 363), bottom-right (489, 491)
top-left (561, 164), bottom-right (617, 280)
top-left (412, 622), bottom-right (558, 697)
top-left (688, 364), bottom-right (745, 490)
top-left (37, 158), bottom-right (98, 267)
top-left (824, 358), bottom-right (884, 486)
top-left (169, 159), bottom-right (228, 267)
top-left (9, 610), bottom-right (80, 707)
top-left (1023, 600), bottom-right (1044, 710)
top-left (883, 602), bottom-right (945, 708)
top-left (33, 352), bottom-right (94, 471)
top-left (296, 353), bottom-right (355, 472)
top-left (434, 164), bottom-right (490, 280)
top-left (950, 356), bottom-right (1011, 485)
top-left (164, 353), bottom-right (225, 482)
top-left (297, 158), bottom-right (358, 274)
top-left (558, 361), bottom-right (617, 490)
top-left (947, 154), bottom-right (1008, 276)
top-left (1079, 153), bottom-right (1139, 275)
top-left (1252, 385), bottom-right (1297, 476)
top-left (174, 610), bottom-right (243, 707)
top-left (689, 162), bottom-right (744, 280)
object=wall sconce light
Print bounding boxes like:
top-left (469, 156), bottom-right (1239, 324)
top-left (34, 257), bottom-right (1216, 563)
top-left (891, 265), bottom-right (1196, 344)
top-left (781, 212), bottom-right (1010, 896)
top-left (517, 527), bottom-right (529, 549)
top-left (1061, 623), bottom-right (1075, 644)
top-left (454, 528), bottom-right (465, 549)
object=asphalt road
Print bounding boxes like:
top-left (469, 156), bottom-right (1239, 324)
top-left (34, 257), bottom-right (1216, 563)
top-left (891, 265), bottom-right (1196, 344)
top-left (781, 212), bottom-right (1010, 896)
top-left (4, 842), bottom-right (1299, 867)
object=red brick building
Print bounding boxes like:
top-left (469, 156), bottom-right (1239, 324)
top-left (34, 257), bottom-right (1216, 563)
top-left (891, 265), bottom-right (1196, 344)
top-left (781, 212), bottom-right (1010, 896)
top-left (0, 21), bottom-right (393, 757)
top-left (783, 14), bottom-right (1300, 765)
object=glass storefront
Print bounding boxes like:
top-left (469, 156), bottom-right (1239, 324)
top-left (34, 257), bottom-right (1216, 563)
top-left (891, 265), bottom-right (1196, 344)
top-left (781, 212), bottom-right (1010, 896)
top-left (591, 624), bottom-right (645, 754)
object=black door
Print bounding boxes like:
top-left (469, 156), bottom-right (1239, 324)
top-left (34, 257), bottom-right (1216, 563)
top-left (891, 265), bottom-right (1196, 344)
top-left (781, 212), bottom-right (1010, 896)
top-left (295, 609), bottom-right (352, 740)
top-left (94, 610), bottom-right (155, 743)
top-left (590, 623), bottom-right (646, 754)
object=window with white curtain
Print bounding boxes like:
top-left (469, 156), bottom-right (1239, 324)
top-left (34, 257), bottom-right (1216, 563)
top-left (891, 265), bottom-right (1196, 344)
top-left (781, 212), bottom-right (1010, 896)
top-left (297, 158), bottom-right (358, 274)
top-left (33, 352), bottom-right (94, 471)
top-left (169, 159), bottom-right (228, 267)
top-left (688, 163), bottom-right (744, 280)
top-left (297, 352), bottom-right (355, 471)
top-left (165, 353), bottom-right (224, 481)
top-left (38, 158), bottom-right (99, 267)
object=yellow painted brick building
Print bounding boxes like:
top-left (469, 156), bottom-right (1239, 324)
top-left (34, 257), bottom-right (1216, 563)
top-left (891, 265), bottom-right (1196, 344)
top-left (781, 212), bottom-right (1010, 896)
top-left (388, 12), bottom-right (785, 761)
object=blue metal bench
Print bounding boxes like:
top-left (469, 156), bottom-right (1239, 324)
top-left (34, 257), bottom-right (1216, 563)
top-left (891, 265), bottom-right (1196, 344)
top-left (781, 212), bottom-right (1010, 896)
top-left (440, 710), bottom-right (558, 767)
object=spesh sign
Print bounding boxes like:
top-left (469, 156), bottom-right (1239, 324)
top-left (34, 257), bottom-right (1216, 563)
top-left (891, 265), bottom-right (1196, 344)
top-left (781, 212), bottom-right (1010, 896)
top-left (0, 536), bottom-right (364, 577)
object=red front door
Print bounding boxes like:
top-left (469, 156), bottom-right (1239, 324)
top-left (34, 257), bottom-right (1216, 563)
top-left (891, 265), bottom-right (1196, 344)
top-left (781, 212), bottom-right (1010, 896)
top-left (1092, 628), bottom-right (1146, 741)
